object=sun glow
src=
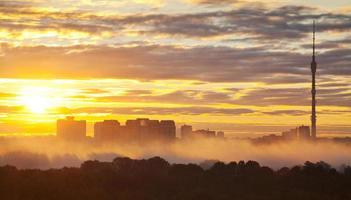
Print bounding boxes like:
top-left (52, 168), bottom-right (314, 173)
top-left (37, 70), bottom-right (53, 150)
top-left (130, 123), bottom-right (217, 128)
top-left (18, 87), bottom-right (58, 114)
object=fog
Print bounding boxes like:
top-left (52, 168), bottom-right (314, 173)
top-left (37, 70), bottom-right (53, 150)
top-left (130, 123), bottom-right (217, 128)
top-left (0, 137), bottom-right (351, 170)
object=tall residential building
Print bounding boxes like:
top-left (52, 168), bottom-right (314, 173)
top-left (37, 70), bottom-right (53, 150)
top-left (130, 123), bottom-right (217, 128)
top-left (94, 120), bottom-right (120, 142)
top-left (57, 116), bottom-right (86, 140)
top-left (124, 118), bottom-right (176, 142)
top-left (298, 125), bottom-right (311, 140)
top-left (181, 125), bottom-right (193, 139)
top-left (159, 120), bottom-right (176, 141)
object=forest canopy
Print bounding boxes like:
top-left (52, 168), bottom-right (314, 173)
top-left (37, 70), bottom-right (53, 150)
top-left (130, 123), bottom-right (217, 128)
top-left (1, 157), bottom-right (351, 200)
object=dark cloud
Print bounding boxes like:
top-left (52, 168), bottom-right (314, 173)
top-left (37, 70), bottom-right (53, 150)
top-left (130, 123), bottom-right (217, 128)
top-left (1, 2), bottom-right (351, 41)
top-left (320, 109), bottom-right (351, 115)
top-left (260, 75), bottom-right (311, 84)
top-left (234, 88), bottom-right (310, 106)
top-left (318, 92), bottom-right (351, 107)
top-left (59, 106), bottom-right (254, 116)
top-left (0, 2), bottom-right (116, 34)
top-left (190, 0), bottom-right (241, 5)
top-left (89, 86), bottom-right (350, 107)
top-left (2, 43), bottom-right (350, 82)
top-left (97, 90), bottom-right (233, 105)
top-left (318, 48), bottom-right (351, 76)
top-left (232, 87), bottom-right (351, 107)
top-left (131, 6), bottom-right (351, 40)
top-left (262, 110), bottom-right (309, 116)
top-left (1, 42), bottom-right (350, 108)
top-left (319, 82), bottom-right (351, 88)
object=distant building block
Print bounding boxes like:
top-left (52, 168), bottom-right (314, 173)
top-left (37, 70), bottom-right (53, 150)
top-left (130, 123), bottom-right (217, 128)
top-left (57, 116), bottom-right (86, 140)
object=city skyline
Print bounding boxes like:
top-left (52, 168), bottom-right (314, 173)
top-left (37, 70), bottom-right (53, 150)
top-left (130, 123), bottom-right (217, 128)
top-left (55, 115), bottom-right (316, 142)
top-left (0, 0), bottom-right (350, 137)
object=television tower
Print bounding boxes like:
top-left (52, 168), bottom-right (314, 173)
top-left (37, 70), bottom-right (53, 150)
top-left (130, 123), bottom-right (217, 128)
top-left (311, 21), bottom-right (317, 139)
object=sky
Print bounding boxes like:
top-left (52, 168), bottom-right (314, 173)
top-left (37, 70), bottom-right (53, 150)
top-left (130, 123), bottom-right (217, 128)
top-left (0, 0), bottom-right (350, 137)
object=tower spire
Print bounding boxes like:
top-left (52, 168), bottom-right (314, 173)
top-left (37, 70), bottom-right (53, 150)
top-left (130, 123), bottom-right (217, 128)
top-left (313, 20), bottom-right (316, 61)
top-left (311, 20), bottom-right (317, 139)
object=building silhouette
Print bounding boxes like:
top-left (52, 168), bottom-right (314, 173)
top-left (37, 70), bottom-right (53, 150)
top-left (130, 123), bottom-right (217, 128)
top-left (180, 125), bottom-right (193, 139)
top-left (180, 125), bottom-right (224, 140)
top-left (94, 120), bottom-right (120, 142)
top-left (282, 128), bottom-right (298, 140)
top-left (217, 131), bottom-right (225, 138)
top-left (280, 125), bottom-right (310, 140)
top-left (56, 116), bottom-right (86, 140)
top-left (311, 21), bottom-right (317, 139)
top-left (254, 125), bottom-right (311, 144)
top-left (193, 129), bottom-right (216, 138)
top-left (94, 118), bottom-right (176, 143)
top-left (159, 120), bottom-right (176, 141)
top-left (298, 125), bottom-right (311, 140)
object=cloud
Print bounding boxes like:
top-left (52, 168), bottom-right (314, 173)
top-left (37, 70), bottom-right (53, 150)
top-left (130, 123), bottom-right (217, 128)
top-left (191, 0), bottom-right (241, 4)
top-left (2, 43), bottom-right (350, 81)
top-left (80, 88), bottom-right (111, 94)
top-left (124, 89), bottom-right (154, 96)
top-left (1, 2), bottom-right (351, 42)
top-left (233, 88), bottom-right (310, 106)
top-left (59, 106), bottom-right (255, 116)
top-left (126, 6), bottom-right (351, 40)
top-left (3, 42), bottom-right (350, 85)
top-left (262, 110), bottom-right (309, 116)
top-left (233, 87), bottom-right (351, 107)
top-left (319, 82), bottom-right (351, 88)
top-left (97, 90), bottom-right (233, 105)
top-left (0, 1), bottom-right (350, 114)
top-left (0, 106), bottom-right (24, 114)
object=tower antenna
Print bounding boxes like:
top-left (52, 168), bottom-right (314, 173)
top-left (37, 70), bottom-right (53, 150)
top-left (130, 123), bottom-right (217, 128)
top-left (311, 20), bottom-right (317, 139)
top-left (313, 20), bottom-right (315, 60)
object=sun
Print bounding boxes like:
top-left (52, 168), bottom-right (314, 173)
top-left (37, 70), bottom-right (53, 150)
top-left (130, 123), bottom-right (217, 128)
top-left (22, 95), bottom-right (52, 114)
top-left (18, 87), bottom-right (56, 114)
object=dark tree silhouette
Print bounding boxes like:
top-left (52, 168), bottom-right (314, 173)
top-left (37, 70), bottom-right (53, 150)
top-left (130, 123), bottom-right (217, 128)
top-left (1, 157), bottom-right (351, 200)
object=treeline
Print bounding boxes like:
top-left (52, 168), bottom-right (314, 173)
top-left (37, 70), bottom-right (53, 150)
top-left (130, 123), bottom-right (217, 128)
top-left (1, 157), bottom-right (351, 200)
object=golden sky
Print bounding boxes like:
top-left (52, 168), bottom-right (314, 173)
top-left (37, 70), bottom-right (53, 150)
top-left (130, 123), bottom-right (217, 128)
top-left (0, 0), bottom-right (350, 137)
